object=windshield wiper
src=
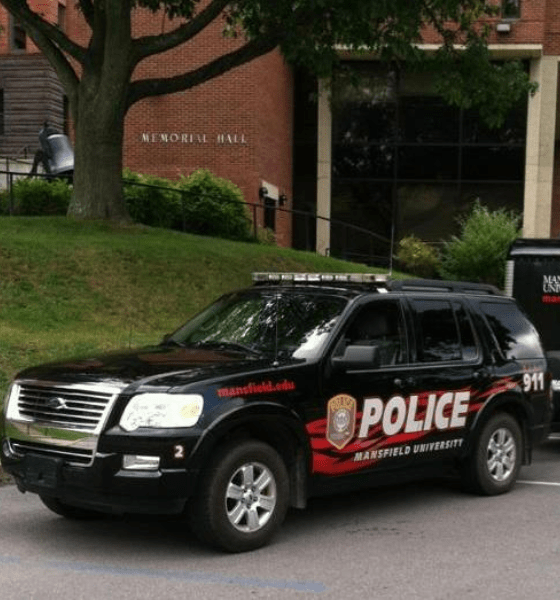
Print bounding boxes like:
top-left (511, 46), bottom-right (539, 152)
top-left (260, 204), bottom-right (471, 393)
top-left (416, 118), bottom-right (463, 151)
top-left (191, 340), bottom-right (264, 356)
top-left (160, 338), bottom-right (186, 348)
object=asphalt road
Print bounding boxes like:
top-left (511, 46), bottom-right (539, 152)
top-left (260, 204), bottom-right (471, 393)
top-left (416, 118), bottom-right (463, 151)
top-left (2, 438), bottom-right (560, 600)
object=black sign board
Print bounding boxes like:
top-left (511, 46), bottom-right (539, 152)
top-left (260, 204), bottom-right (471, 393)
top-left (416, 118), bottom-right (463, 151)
top-left (507, 239), bottom-right (560, 352)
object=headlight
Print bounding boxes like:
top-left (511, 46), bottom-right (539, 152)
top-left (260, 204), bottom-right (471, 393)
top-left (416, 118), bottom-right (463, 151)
top-left (4, 383), bottom-right (20, 420)
top-left (120, 393), bottom-right (204, 432)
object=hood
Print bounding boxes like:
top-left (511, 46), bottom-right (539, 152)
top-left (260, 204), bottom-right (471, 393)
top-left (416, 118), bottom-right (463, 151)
top-left (16, 345), bottom-right (272, 390)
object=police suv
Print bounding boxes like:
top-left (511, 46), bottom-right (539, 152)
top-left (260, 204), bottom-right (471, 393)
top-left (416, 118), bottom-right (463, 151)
top-left (0, 274), bottom-right (552, 552)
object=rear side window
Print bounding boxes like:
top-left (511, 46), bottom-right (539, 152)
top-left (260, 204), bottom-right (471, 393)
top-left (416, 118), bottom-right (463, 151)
top-left (411, 299), bottom-right (479, 363)
top-left (453, 301), bottom-right (478, 361)
top-left (412, 299), bottom-right (461, 362)
top-left (479, 301), bottom-right (544, 360)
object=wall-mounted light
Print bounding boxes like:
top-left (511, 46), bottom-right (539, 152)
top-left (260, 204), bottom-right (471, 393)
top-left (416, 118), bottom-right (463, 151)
top-left (259, 186), bottom-right (268, 200)
top-left (279, 193), bottom-right (287, 206)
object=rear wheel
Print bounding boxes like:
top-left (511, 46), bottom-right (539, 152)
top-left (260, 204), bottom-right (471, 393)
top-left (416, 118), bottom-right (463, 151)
top-left (40, 495), bottom-right (103, 520)
top-left (189, 439), bottom-right (289, 552)
top-left (463, 412), bottom-right (522, 495)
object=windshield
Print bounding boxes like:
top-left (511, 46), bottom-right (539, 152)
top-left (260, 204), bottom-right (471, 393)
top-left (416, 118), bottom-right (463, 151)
top-left (167, 290), bottom-right (349, 360)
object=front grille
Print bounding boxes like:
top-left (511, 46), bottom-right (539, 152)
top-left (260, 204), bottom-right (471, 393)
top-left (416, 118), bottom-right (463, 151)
top-left (6, 381), bottom-right (124, 466)
top-left (17, 383), bottom-right (118, 433)
top-left (10, 440), bottom-right (93, 465)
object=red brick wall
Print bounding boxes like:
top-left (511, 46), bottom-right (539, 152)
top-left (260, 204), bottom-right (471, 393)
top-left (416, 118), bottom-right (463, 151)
top-left (0, 7), bottom-right (9, 54)
top-left (0, 1), bottom-right (63, 54)
top-left (419, 0), bottom-right (548, 45)
top-left (63, 5), bottom-right (295, 245)
top-left (4, 2), bottom-right (560, 241)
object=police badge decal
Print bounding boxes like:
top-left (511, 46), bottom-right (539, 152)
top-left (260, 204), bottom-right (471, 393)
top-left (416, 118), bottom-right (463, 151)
top-left (326, 394), bottom-right (357, 449)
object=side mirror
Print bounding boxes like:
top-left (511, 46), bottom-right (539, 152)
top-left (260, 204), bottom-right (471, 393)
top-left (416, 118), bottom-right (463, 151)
top-left (332, 344), bottom-right (380, 371)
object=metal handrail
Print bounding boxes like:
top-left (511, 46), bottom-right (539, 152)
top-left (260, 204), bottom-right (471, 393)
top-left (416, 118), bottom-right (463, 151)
top-left (119, 179), bottom-right (392, 267)
top-left (1, 171), bottom-right (393, 267)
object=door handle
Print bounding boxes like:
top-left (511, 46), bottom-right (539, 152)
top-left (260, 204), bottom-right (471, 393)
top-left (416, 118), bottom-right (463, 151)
top-left (473, 369), bottom-right (488, 381)
top-left (394, 377), bottom-right (415, 388)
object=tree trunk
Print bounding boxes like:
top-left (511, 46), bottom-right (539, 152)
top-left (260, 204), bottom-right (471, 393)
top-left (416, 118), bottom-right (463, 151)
top-left (67, 75), bottom-right (131, 221)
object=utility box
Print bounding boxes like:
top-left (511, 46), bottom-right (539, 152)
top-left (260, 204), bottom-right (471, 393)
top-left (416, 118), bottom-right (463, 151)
top-left (506, 238), bottom-right (560, 426)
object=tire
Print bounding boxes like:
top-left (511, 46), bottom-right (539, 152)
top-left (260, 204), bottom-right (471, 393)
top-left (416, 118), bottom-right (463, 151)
top-left (463, 413), bottom-right (522, 495)
top-left (39, 495), bottom-right (104, 520)
top-left (189, 439), bottom-right (289, 552)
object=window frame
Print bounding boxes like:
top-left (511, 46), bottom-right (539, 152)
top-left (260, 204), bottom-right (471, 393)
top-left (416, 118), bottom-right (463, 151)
top-left (408, 296), bottom-right (481, 365)
top-left (0, 89), bottom-right (5, 136)
top-left (9, 16), bottom-right (26, 52)
top-left (332, 296), bottom-right (410, 369)
top-left (501, 0), bottom-right (521, 20)
top-left (57, 2), bottom-right (67, 31)
top-left (329, 60), bottom-right (528, 245)
top-left (477, 299), bottom-right (545, 361)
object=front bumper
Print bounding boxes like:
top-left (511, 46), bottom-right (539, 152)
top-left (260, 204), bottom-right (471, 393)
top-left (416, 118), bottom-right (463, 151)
top-left (1, 441), bottom-right (199, 515)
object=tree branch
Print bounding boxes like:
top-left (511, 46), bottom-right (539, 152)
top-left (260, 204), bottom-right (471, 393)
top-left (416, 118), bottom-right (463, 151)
top-left (26, 26), bottom-right (80, 105)
top-left (132, 0), bottom-right (231, 62)
top-left (127, 33), bottom-right (280, 107)
top-left (77, 0), bottom-right (95, 30)
top-left (0, 0), bottom-right (87, 63)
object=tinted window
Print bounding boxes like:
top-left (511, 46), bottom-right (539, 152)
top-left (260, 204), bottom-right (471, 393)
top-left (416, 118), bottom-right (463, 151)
top-left (453, 301), bottom-right (479, 361)
top-left (479, 301), bottom-right (544, 360)
top-left (413, 299), bottom-right (461, 362)
top-left (343, 299), bottom-right (407, 366)
top-left (169, 291), bottom-right (349, 360)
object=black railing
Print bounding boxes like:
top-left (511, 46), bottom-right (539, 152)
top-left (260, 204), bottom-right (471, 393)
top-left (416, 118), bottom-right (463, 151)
top-left (120, 179), bottom-right (394, 268)
top-left (1, 171), bottom-right (394, 269)
top-left (0, 169), bottom-right (72, 215)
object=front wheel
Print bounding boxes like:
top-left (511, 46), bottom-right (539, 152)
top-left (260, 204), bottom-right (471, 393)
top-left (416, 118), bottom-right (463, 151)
top-left (463, 412), bottom-right (522, 495)
top-left (189, 440), bottom-right (289, 552)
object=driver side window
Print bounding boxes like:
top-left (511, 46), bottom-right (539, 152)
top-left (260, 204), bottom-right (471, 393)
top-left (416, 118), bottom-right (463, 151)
top-left (342, 300), bottom-right (407, 366)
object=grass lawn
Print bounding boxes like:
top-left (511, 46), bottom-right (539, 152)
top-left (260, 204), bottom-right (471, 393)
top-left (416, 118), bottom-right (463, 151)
top-left (0, 216), bottom-right (401, 394)
top-left (0, 216), bottom-right (402, 483)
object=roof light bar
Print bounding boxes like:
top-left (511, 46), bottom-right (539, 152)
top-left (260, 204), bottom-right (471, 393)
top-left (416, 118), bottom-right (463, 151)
top-left (252, 272), bottom-right (388, 284)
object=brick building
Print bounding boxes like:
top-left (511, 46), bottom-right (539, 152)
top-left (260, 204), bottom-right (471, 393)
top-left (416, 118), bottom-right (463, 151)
top-left (0, 1), bottom-right (559, 261)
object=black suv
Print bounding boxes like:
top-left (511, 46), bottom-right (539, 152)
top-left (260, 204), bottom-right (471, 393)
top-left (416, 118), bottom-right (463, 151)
top-left (0, 274), bottom-right (552, 552)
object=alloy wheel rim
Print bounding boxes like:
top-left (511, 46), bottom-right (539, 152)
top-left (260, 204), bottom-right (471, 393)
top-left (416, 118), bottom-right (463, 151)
top-left (486, 427), bottom-right (516, 482)
top-left (225, 461), bottom-right (277, 533)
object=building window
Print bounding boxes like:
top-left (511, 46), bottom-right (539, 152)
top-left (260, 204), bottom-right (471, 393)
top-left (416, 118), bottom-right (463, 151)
top-left (502, 0), bottom-right (520, 19)
top-left (264, 197), bottom-right (276, 231)
top-left (57, 2), bottom-right (66, 30)
top-left (328, 61), bottom-right (527, 250)
top-left (0, 90), bottom-right (4, 136)
top-left (10, 18), bottom-right (26, 51)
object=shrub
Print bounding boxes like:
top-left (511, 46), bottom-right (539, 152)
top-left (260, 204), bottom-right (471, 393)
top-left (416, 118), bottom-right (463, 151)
top-left (3, 177), bottom-right (71, 216)
top-left (396, 235), bottom-right (440, 278)
top-left (124, 168), bottom-right (253, 242)
top-left (175, 169), bottom-right (252, 241)
top-left (439, 201), bottom-right (521, 288)
top-left (257, 227), bottom-right (277, 246)
top-left (123, 169), bottom-right (181, 229)
top-left (0, 189), bottom-right (9, 215)
top-left (5, 169), bottom-right (254, 243)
